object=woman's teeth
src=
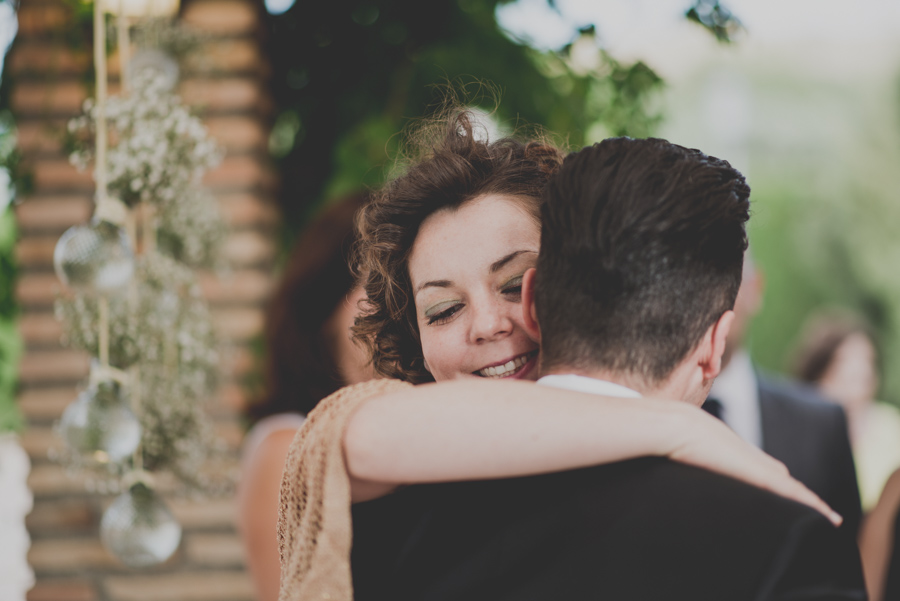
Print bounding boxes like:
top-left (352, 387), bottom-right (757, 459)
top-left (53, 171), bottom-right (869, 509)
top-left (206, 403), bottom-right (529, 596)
top-left (478, 353), bottom-right (532, 378)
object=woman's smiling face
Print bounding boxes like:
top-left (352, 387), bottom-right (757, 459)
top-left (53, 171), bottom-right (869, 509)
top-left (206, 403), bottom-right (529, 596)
top-left (408, 194), bottom-right (541, 382)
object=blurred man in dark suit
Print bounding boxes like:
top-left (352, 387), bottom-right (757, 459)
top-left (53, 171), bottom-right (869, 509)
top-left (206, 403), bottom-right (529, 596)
top-left (352, 138), bottom-right (867, 601)
top-left (704, 255), bottom-right (862, 535)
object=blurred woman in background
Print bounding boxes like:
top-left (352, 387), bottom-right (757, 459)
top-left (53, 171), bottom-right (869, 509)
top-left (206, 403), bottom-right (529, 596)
top-left (237, 194), bottom-right (372, 601)
top-left (791, 310), bottom-right (900, 513)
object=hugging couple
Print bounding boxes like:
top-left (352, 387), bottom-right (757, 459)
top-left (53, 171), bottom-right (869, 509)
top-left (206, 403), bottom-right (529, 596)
top-left (277, 112), bottom-right (867, 600)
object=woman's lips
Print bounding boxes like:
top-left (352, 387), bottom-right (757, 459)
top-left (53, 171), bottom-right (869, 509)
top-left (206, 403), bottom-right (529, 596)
top-left (474, 350), bottom-right (538, 379)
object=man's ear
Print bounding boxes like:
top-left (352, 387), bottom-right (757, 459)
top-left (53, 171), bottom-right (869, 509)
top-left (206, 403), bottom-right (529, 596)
top-left (521, 268), bottom-right (541, 343)
top-left (701, 310), bottom-right (736, 379)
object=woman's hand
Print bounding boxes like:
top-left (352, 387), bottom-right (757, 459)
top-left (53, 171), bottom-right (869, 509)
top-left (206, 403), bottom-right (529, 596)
top-left (667, 406), bottom-right (842, 526)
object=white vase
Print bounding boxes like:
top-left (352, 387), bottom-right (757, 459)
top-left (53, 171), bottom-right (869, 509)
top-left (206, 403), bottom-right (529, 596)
top-left (0, 433), bottom-right (34, 601)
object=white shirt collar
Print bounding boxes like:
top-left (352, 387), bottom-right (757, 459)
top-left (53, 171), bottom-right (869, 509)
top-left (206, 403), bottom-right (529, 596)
top-left (709, 349), bottom-right (762, 448)
top-left (537, 374), bottom-right (643, 398)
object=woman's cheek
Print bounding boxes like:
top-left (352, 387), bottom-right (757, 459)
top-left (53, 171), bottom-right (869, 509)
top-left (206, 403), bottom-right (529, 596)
top-left (420, 329), bottom-right (462, 381)
top-left (418, 328), bottom-right (442, 377)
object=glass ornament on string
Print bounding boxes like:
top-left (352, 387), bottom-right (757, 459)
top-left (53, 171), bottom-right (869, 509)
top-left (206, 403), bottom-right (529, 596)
top-left (53, 219), bottom-right (135, 294)
top-left (126, 49), bottom-right (179, 92)
top-left (58, 378), bottom-right (142, 465)
top-left (100, 480), bottom-right (182, 568)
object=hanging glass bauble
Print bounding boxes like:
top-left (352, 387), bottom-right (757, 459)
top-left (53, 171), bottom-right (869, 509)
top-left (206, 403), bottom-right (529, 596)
top-left (126, 49), bottom-right (180, 92)
top-left (101, 481), bottom-right (182, 568)
top-left (59, 380), bottom-right (141, 464)
top-left (54, 219), bottom-right (134, 294)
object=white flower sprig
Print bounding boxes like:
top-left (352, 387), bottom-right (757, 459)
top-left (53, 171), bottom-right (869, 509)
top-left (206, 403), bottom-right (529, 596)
top-left (69, 69), bottom-right (223, 207)
top-left (54, 253), bottom-right (225, 491)
top-left (58, 50), bottom-right (232, 497)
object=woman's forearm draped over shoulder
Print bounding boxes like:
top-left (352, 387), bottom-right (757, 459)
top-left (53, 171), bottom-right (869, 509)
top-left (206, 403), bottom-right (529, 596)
top-left (344, 379), bottom-right (840, 523)
top-left (276, 379), bottom-right (412, 601)
top-left (345, 380), bottom-right (687, 488)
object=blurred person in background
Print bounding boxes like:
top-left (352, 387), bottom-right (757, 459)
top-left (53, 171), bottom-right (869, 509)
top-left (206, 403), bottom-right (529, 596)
top-left (859, 467), bottom-right (900, 601)
top-left (790, 310), bottom-right (900, 514)
top-left (237, 194), bottom-right (372, 601)
top-left (703, 255), bottom-right (862, 534)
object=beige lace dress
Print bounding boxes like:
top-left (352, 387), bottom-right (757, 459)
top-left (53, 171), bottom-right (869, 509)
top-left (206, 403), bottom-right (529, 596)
top-left (277, 379), bottom-right (412, 601)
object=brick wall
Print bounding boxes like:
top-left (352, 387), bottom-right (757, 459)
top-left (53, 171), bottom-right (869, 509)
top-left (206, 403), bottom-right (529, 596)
top-left (12, 1), bottom-right (277, 599)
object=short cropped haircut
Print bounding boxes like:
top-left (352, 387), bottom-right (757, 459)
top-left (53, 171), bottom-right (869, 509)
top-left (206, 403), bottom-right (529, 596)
top-left (536, 137), bottom-right (750, 384)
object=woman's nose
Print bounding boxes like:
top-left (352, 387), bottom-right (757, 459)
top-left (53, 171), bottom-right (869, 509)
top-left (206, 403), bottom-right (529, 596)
top-left (469, 300), bottom-right (513, 343)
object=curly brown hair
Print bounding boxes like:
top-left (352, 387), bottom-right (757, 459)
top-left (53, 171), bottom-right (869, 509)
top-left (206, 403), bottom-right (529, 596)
top-left (352, 110), bottom-right (564, 382)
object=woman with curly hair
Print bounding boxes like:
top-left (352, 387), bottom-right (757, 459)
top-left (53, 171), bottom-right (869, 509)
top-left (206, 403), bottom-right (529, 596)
top-left (276, 110), bottom-right (837, 600)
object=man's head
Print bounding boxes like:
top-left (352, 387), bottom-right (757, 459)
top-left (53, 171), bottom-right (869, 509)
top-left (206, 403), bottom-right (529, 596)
top-left (521, 137), bottom-right (750, 404)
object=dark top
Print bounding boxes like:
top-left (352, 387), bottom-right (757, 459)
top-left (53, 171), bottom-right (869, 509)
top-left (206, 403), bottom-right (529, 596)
top-left (351, 458), bottom-right (866, 601)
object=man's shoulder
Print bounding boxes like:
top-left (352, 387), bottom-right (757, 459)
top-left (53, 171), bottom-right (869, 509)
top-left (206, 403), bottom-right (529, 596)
top-left (368, 459), bottom-right (864, 601)
top-left (573, 457), bottom-right (820, 522)
top-left (416, 458), bottom-right (827, 542)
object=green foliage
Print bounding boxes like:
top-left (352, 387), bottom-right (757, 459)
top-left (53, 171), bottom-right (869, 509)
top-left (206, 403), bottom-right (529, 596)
top-left (0, 0), bottom-right (19, 433)
top-left (264, 0), bottom-right (669, 230)
top-left (0, 207), bottom-right (21, 433)
top-left (0, 110), bottom-right (32, 199)
top-left (685, 0), bottom-right (743, 43)
top-left (738, 90), bottom-right (900, 404)
top-left (587, 53), bottom-right (664, 139)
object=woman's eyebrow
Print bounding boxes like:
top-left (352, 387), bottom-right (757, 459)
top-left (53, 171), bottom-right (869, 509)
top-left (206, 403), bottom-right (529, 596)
top-left (415, 279), bottom-right (452, 294)
top-left (490, 250), bottom-right (538, 273)
top-left (414, 250), bottom-right (537, 295)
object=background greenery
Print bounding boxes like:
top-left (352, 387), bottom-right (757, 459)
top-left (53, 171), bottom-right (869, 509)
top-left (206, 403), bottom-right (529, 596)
top-left (0, 205), bottom-right (20, 433)
top-left (0, 0), bottom-right (20, 433)
top-left (263, 0), bottom-right (899, 404)
top-left (262, 0), bottom-right (736, 233)
top-left (662, 53), bottom-right (900, 405)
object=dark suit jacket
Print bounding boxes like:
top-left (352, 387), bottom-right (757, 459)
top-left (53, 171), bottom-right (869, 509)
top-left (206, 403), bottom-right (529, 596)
top-left (352, 459), bottom-right (867, 601)
top-left (757, 374), bottom-right (863, 535)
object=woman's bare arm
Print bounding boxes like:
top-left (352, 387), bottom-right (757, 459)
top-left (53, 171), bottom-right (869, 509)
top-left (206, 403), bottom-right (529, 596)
top-left (344, 379), bottom-right (840, 525)
top-left (237, 428), bottom-right (299, 601)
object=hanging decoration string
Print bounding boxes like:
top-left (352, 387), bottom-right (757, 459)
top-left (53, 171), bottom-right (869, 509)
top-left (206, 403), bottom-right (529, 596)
top-left (93, 2), bottom-right (108, 206)
top-left (117, 3), bottom-right (131, 88)
top-left (115, 0), bottom-right (147, 480)
top-left (92, 0), bottom-right (114, 379)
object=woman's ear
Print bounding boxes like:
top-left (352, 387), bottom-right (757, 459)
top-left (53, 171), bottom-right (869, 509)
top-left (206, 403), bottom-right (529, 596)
top-left (521, 268), bottom-right (541, 343)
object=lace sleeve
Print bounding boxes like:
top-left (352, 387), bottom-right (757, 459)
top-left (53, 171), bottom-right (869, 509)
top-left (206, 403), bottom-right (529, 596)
top-left (277, 378), bottom-right (412, 601)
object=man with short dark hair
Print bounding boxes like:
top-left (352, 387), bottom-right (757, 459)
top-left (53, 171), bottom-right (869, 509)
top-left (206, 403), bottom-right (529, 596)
top-left (507, 137), bottom-right (864, 600)
top-left (532, 137), bottom-right (748, 395)
top-left (355, 138), bottom-right (866, 601)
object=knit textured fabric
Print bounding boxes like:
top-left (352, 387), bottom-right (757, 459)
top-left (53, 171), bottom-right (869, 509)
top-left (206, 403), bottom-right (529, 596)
top-left (277, 379), bottom-right (412, 601)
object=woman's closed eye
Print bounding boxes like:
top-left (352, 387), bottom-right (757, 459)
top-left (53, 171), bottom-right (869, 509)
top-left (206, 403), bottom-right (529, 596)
top-left (501, 275), bottom-right (524, 301)
top-left (425, 300), bottom-right (463, 325)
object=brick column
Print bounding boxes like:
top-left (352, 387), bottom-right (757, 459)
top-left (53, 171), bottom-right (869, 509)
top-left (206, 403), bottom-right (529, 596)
top-left (12, 1), bottom-right (277, 599)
